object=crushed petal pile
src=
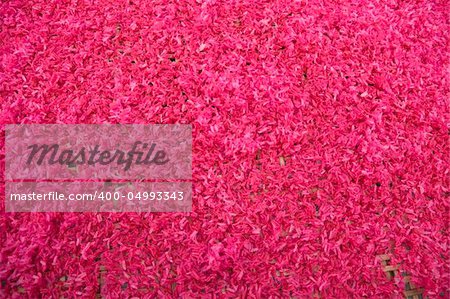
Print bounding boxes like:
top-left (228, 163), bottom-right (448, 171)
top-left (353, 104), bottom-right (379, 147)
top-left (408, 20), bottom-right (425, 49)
top-left (0, 0), bottom-right (449, 297)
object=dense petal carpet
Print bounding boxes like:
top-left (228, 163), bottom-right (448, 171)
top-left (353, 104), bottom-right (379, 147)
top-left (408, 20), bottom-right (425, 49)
top-left (0, 0), bottom-right (449, 297)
